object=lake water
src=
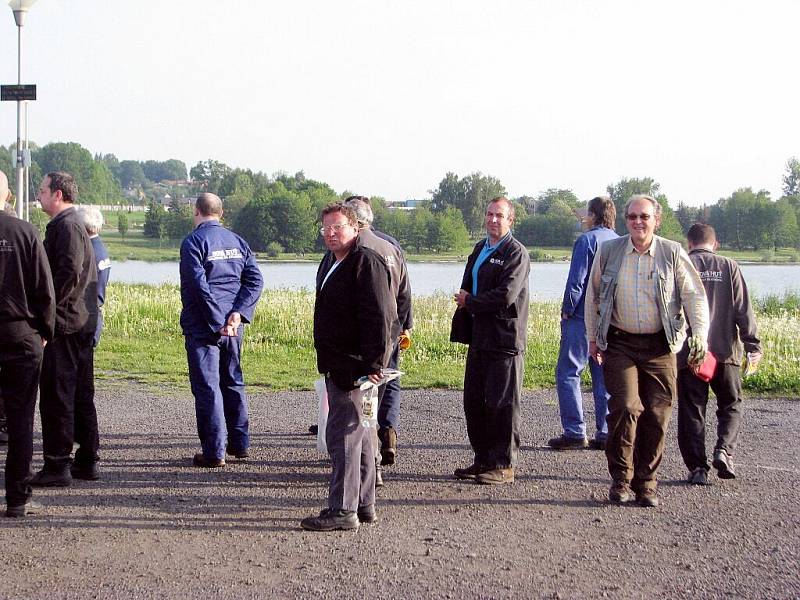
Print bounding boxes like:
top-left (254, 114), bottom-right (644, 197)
top-left (108, 260), bottom-right (800, 301)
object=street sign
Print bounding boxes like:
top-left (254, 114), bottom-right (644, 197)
top-left (1, 84), bottom-right (36, 101)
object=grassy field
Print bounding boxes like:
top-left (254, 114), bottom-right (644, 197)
top-left (97, 284), bottom-right (800, 394)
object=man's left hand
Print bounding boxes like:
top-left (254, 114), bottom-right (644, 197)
top-left (687, 335), bottom-right (707, 369)
top-left (367, 371), bottom-right (383, 385)
top-left (454, 289), bottom-right (469, 308)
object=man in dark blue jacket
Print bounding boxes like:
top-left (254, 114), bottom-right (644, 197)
top-left (549, 196), bottom-right (618, 450)
top-left (452, 197), bottom-right (530, 485)
top-left (180, 193), bottom-right (263, 468)
top-left (78, 206), bottom-right (111, 347)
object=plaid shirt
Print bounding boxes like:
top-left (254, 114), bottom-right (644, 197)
top-left (611, 239), bottom-right (662, 334)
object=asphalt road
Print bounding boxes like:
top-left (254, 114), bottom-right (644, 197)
top-left (1, 384), bottom-right (798, 599)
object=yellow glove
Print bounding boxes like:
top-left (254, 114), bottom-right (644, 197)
top-left (686, 335), bottom-right (707, 369)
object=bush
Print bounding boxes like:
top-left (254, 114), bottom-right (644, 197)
top-left (265, 241), bottom-right (283, 258)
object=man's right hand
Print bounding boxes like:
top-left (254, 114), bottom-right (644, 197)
top-left (589, 341), bottom-right (603, 365)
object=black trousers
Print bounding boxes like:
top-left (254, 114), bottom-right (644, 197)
top-left (39, 330), bottom-right (99, 467)
top-left (1, 334), bottom-right (43, 507)
top-left (677, 363), bottom-right (743, 472)
top-left (463, 348), bottom-right (523, 469)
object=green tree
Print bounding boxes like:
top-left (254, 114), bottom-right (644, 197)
top-left (119, 160), bottom-right (146, 188)
top-left (190, 159), bottom-right (231, 193)
top-left (535, 189), bottom-right (581, 215)
top-left (429, 207), bottom-right (469, 252)
top-left (143, 201), bottom-right (167, 239)
top-left (117, 211), bottom-right (129, 239)
top-left (164, 201), bottom-right (194, 239)
top-left (430, 172), bottom-right (505, 236)
top-left (782, 157), bottom-right (800, 197)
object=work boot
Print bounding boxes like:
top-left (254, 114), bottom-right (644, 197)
top-left (30, 463), bottom-right (72, 487)
top-left (453, 463), bottom-right (484, 480)
top-left (379, 427), bottom-right (397, 466)
top-left (475, 467), bottom-right (515, 485)
top-left (608, 481), bottom-right (633, 504)
top-left (357, 504), bottom-right (377, 524)
top-left (636, 488), bottom-right (660, 508)
top-left (226, 446), bottom-right (249, 459)
top-left (547, 434), bottom-right (589, 450)
top-left (688, 467), bottom-right (709, 486)
top-left (6, 500), bottom-right (42, 518)
top-left (300, 509), bottom-right (359, 531)
top-left (71, 462), bottom-right (101, 481)
top-left (192, 453), bottom-right (225, 468)
top-left (375, 465), bottom-right (384, 488)
top-left (712, 448), bottom-right (736, 479)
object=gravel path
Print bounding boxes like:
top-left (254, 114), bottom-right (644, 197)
top-left (1, 384), bottom-right (798, 599)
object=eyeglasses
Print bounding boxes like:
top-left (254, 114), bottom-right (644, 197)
top-left (626, 213), bottom-right (653, 221)
top-left (320, 224), bottom-right (351, 235)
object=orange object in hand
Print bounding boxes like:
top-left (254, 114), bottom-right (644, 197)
top-left (398, 333), bottom-right (411, 350)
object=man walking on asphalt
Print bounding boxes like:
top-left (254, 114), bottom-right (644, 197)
top-left (0, 170), bottom-right (55, 517)
top-left (585, 194), bottom-right (709, 507)
top-left (344, 195), bottom-right (412, 471)
top-left (678, 223), bottom-right (762, 485)
top-left (180, 192), bottom-right (263, 468)
top-left (31, 172), bottom-right (99, 487)
top-left (452, 196), bottom-right (530, 485)
top-left (549, 195), bottom-right (618, 451)
top-left (301, 202), bottom-right (397, 531)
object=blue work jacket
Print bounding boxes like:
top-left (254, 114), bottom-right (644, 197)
top-left (179, 220), bottom-right (264, 337)
top-left (561, 226), bottom-right (618, 319)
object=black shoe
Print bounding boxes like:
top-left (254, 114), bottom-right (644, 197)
top-left (192, 453), bottom-right (225, 468)
top-left (300, 509), bottom-right (359, 531)
top-left (71, 463), bottom-right (101, 481)
top-left (713, 449), bottom-right (736, 479)
top-left (379, 427), bottom-right (397, 466)
top-left (636, 488), bottom-right (659, 508)
top-left (226, 447), bottom-right (249, 459)
top-left (30, 467), bottom-right (71, 487)
top-left (609, 481), bottom-right (633, 504)
top-left (308, 424), bottom-right (318, 435)
top-left (453, 463), bottom-right (484, 480)
top-left (6, 500), bottom-right (42, 518)
top-left (588, 438), bottom-right (606, 451)
top-left (357, 504), bottom-right (377, 523)
top-left (688, 467), bottom-right (709, 486)
top-left (548, 435), bottom-right (589, 450)
top-left (375, 467), bottom-right (384, 488)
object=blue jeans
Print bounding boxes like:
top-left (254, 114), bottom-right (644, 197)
top-left (555, 317), bottom-right (609, 440)
top-left (185, 333), bottom-right (250, 460)
top-left (377, 342), bottom-right (401, 432)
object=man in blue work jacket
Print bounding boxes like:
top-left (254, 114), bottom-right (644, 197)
top-left (180, 193), bottom-right (263, 468)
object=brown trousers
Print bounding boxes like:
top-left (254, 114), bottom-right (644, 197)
top-left (601, 328), bottom-right (676, 491)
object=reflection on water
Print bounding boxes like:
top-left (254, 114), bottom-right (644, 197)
top-left (109, 260), bottom-right (799, 300)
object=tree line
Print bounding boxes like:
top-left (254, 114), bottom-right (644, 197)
top-left (10, 139), bottom-right (799, 253)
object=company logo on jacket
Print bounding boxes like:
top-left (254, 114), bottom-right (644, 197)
top-left (489, 257), bottom-right (504, 266)
top-left (208, 248), bottom-right (244, 261)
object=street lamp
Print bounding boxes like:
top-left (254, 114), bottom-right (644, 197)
top-left (9, 0), bottom-right (37, 220)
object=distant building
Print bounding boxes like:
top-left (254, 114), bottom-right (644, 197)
top-left (385, 198), bottom-right (424, 211)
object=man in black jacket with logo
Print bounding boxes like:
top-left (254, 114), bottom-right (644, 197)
top-left (0, 170), bottom-right (56, 517)
top-left (31, 172), bottom-right (99, 487)
top-left (301, 203), bottom-right (397, 531)
top-left (452, 197), bottom-right (530, 485)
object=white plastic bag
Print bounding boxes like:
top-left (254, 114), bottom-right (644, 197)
top-left (314, 377), bottom-right (329, 454)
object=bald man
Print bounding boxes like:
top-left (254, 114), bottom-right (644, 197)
top-left (180, 193), bottom-right (263, 468)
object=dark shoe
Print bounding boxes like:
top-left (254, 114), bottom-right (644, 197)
top-left (30, 466), bottom-right (72, 488)
top-left (713, 449), bottom-right (736, 479)
top-left (608, 481), bottom-right (633, 504)
top-left (300, 508), bottom-right (359, 531)
top-left (453, 463), bottom-right (484, 480)
top-left (636, 488), bottom-right (659, 508)
top-left (71, 463), bottom-right (101, 481)
top-left (357, 504), bottom-right (377, 524)
top-left (588, 438), bottom-right (606, 451)
top-left (548, 435), bottom-right (589, 450)
top-left (375, 467), bottom-right (384, 488)
top-left (308, 424), bottom-right (318, 435)
top-left (6, 500), bottom-right (42, 518)
top-left (226, 447), bottom-right (249, 459)
top-left (379, 427), bottom-right (397, 466)
top-left (688, 467), bottom-right (709, 486)
top-left (192, 453), bottom-right (225, 468)
top-left (476, 467), bottom-right (515, 485)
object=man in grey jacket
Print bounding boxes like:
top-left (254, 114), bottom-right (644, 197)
top-left (585, 195), bottom-right (709, 507)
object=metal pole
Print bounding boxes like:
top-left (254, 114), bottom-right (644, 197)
top-left (24, 100), bottom-right (29, 221)
top-left (14, 22), bottom-right (24, 220)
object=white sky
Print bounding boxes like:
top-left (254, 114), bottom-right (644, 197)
top-left (0, 0), bottom-right (797, 206)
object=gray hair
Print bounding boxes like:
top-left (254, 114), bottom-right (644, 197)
top-left (624, 194), bottom-right (662, 218)
top-left (78, 205), bottom-right (104, 235)
top-left (344, 196), bottom-right (374, 227)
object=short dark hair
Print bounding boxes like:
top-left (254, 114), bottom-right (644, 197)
top-left (687, 223), bottom-right (716, 246)
top-left (196, 192), bottom-right (223, 217)
top-left (487, 196), bottom-right (515, 221)
top-left (321, 202), bottom-right (357, 227)
top-left (46, 172), bottom-right (78, 203)
top-left (587, 195), bottom-right (616, 229)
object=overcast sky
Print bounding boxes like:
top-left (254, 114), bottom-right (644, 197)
top-left (0, 0), bottom-right (797, 206)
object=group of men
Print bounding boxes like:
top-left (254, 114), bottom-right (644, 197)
top-left (2, 180), bottom-right (762, 524)
top-left (0, 169), bottom-right (110, 517)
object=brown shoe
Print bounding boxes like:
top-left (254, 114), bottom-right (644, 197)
top-left (192, 453), bottom-right (225, 468)
top-left (379, 427), bottom-right (397, 466)
top-left (475, 467), bottom-right (514, 485)
top-left (608, 481), bottom-right (633, 504)
top-left (636, 488), bottom-right (659, 508)
top-left (453, 463), bottom-right (484, 480)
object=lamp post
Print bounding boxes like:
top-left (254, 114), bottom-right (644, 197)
top-left (9, 0), bottom-right (37, 221)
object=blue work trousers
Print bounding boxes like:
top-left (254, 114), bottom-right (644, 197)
top-left (555, 316), bottom-right (609, 441)
top-left (377, 341), bottom-right (401, 432)
top-left (185, 333), bottom-right (249, 461)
